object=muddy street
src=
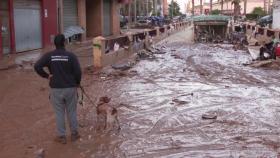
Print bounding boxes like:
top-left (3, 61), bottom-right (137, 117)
top-left (1, 28), bottom-right (280, 158)
top-left (75, 28), bottom-right (280, 157)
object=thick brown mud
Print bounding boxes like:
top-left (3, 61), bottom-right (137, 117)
top-left (1, 28), bottom-right (280, 158)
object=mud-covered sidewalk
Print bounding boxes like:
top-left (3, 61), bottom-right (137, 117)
top-left (1, 27), bottom-right (280, 158)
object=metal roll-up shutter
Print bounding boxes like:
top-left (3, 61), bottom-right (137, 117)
top-left (14, 0), bottom-right (42, 52)
top-left (1, 0), bottom-right (11, 54)
top-left (103, 0), bottom-right (112, 36)
top-left (63, 0), bottom-right (78, 30)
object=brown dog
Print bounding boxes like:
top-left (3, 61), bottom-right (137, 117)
top-left (96, 96), bottom-right (120, 132)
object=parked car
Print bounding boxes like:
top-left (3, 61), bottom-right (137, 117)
top-left (135, 17), bottom-right (152, 28)
top-left (120, 15), bottom-right (128, 28)
top-left (257, 15), bottom-right (273, 27)
top-left (148, 16), bottom-right (164, 27)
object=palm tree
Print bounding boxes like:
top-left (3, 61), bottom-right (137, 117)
top-left (153, 0), bottom-right (156, 15)
top-left (244, 0), bottom-right (247, 14)
top-left (200, 0), bottom-right (203, 14)
top-left (210, 0), bottom-right (213, 13)
top-left (220, 0), bottom-right (224, 12)
top-left (192, 0), bottom-right (194, 15)
top-left (232, 0), bottom-right (240, 20)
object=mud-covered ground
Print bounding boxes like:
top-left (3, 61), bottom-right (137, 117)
top-left (1, 28), bottom-right (280, 158)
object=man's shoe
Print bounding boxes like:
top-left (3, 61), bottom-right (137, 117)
top-left (71, 132), bottom-right (81, 142)
top-left (54, 136), bottom-right (67, 144)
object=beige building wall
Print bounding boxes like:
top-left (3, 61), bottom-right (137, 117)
top-left (210, 0), bottom-right (266, 15)
top-left (193, 2), bottom-right (210, 15)
top-left (273, 0), bottom-right (280, 29)
top-left (86, 0), bottom-right (120, 38)
top-left (78, 0), bottom-right (86, 40)
top-left (112, 0), bottom-right (120, 35)
top-left (243, 0), bottom-right (265, 14)
top-left (163, 0), bottom-right (168, 16)
top-left (86, 0), bottom-right (102, 37)
top-left (212, 2), bottom-right (220, 11)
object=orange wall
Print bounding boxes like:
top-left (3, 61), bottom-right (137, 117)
top-left (86, 0), bottom-right (102, 37)
top-left (86, 0), bottom-right (120, 37)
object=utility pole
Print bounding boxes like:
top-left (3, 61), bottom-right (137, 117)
top-left (268, 0), bottom-right (271, 14)
top-left (128, 2), bottom-right (131, 29)
top-left (146, 0), bottom-right (149, 16)
top-left (221, 0), bottom-right (224, 13)
top-left (264, 0), bottom-right (267, 14)
top-left (210, 0), bottom-right (213, 14)
top-left (200, 0), bottom-right (203, 15)
top-left (171, 0), bottom-right (174, 18)
top-left (134, 0), bottom-right (137, 24)
top-left (153, 0), bottom-right (156, 15)
top-left (244, 0), bottom-right (247, 15)
top-left (192, 0), bottom-right (194, 16)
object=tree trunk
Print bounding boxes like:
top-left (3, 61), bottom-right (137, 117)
top-left (128, 2), bottom-right (132, 29)
top-left (171, 0), bottom-right (174, 18)
top-left (200, 0), bottom-right (203, 14)
top-left (244, 0), bottom-right (247, 15)
top-left (268, 0), bottom-right (271, 14)
top-left (146, 0), bottom-right (149, 16)
top-left (134, 0), bottom-right (137, 24)
top-left (192, 0), bottom-right (194, 15)
top-left (153, 0), bottom-right (156, 15)
top-left (210, 0), bottom-right (213, 13)
top-left (221, 0), bottom-right (223, 12)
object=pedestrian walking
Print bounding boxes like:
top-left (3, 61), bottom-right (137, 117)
top-left (34, 34), bottom-right (82, 144)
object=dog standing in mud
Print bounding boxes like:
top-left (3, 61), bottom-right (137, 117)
top-left (96, 96), bottom-right (121, 132)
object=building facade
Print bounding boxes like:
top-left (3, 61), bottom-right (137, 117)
top-left (212, 0), bottom-right (268, 15)
top-left (0, 0), bottom-right (121, 58)
top-left (273, 0), bottom-right (280, 29)
top-left (0, 0), bottom-right (57, 57)
top-left (186, 0), bottom-right (210, 15)
top-left (163, 0), bottom-right (168, 16)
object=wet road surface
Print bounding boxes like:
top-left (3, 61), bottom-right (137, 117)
top-left (1, 28), bottom-right (279, 158)
top-left (77, 28), bottom-right (280, 157)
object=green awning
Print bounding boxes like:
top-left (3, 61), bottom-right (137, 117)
top-left (193, 15), bottom-right (230, 22)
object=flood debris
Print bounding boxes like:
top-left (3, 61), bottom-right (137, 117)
top-left (245, 58), bottom-right (280, 69)
top-left (171, 54), bottom-right (182, 59)
top-left (15, 52), bottom-right (41, 70)
top-left (172, 99), bottom-right (189, 105)
top-left (35, 148), bottom-right (45, 158)
top-left (202, 113), bottom-right (218, 120)
top-left (193, 15), bottom-right (230, 43)
top-left (180, 93), bottom-right (194, 97)
top-left (137, 50), bottom-right (156, 61)
top-left (84, 65), bottom-right (101, 75)
top-left (111, 62), bottom-right (135, 71)
top-left (100, 69), bottom-right (138, 80)
top-left (248, 60), bottom-right (273, 68)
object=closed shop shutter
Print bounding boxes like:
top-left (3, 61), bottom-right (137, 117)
top-left (103, 0), bottom-right (112, 36)
top-left (14, 0), bottom-right (42, 52)
top-left (0, 0), bottom-right (10, 54)
top-left (14, 0), bottom-right (40, 9)
top-left (63, 0), bottom-right (78, 30)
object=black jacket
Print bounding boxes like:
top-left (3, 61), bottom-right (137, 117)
top-left (34, 49), bottom-right (82, 88)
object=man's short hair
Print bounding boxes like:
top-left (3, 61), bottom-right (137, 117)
top-left (54, 34), bottom-right (66, 49)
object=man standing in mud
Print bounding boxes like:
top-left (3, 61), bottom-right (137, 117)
top-left (34, 34), bottom-right (82, 144)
